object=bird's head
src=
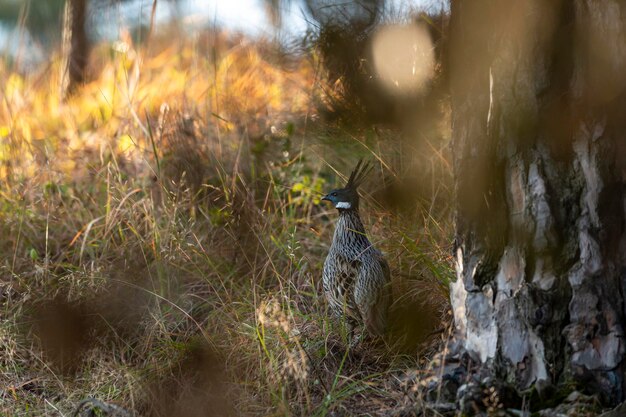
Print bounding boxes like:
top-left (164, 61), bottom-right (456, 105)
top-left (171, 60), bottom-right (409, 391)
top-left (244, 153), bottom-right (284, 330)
top-left (322, 159), bottom-right (373, 211)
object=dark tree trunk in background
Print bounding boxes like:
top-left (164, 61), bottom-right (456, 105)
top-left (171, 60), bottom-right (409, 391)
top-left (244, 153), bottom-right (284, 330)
top-left (62, 0), bottom-right (89, 95)
top-left (449, 0), bottom-right (626, 404)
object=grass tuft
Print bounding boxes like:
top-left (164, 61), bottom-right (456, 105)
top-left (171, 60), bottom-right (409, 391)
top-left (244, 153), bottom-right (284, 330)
top-left (0, 26), bottom-right (453, 416)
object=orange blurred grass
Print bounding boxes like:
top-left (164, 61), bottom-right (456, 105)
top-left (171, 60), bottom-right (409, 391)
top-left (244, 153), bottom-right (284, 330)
top-left (0, 32), bottom-right (316, 183)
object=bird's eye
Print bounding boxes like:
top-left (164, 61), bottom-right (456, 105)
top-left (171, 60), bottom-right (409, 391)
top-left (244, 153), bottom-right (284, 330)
top-left (332, 192), bottom-right (338, 196)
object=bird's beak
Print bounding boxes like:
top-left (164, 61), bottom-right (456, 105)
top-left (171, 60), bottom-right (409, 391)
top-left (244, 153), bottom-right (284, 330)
top-left (321, 194), bottom-right (331, 202)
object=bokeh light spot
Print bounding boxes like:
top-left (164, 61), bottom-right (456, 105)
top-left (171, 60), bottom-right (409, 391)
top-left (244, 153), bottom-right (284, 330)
top-left (371, 24), bottom-right (435, 95)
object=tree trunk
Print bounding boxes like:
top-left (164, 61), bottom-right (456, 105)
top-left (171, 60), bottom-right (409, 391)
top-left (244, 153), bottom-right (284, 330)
top-left (449, 0), bottom-right (626, 405)
top-left (62, 0), bottom-right (89, 96)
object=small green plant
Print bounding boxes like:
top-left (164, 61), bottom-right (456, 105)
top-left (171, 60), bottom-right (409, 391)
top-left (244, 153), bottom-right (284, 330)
top-left (291, 175), bottom-right (326, 206)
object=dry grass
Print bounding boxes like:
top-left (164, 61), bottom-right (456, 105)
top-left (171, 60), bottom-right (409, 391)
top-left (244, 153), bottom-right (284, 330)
top-left (0, 26), bottom-right (453, 416)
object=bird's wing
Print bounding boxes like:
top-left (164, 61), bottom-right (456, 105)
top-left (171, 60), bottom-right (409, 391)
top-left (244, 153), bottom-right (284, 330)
top-left (356, 250), bottom-right (393, 336)
top-left (324, 253), bottom-right (361, 321)
top-left (377, 251), bottom-right (391, 283)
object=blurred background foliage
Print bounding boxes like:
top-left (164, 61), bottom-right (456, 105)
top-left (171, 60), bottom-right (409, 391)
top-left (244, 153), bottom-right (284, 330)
top-left (0, 0), bottom-right (65, 38)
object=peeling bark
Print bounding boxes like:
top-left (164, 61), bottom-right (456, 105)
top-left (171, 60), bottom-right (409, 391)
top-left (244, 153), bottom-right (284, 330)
top-left (449, 0), bottom-right (626, 405)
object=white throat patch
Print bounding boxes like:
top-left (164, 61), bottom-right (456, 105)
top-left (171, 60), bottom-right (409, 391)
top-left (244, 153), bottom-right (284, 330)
top-left (335, 202), bottom-right (351, 209)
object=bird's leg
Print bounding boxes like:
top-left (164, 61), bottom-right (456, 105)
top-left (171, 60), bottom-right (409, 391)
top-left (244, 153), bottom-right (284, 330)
top-left (344, 320), bottom-right (354, 345)
top-left (347, 321), bottom-right (362, 349)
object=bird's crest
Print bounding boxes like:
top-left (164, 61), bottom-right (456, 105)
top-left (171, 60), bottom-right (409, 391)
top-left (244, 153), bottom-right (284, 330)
top-left (346, 159), bottom-right (373, 190)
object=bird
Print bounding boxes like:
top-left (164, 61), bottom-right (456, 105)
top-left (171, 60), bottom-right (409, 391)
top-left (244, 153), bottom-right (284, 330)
top-left (321, 159), bottom-right (392, 344)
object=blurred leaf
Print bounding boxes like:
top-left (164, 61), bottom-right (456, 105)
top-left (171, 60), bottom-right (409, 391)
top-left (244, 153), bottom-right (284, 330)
top-left (117, 134), bottom-right (135, 154)
top-left (286, 121), bottom-right (295, 136)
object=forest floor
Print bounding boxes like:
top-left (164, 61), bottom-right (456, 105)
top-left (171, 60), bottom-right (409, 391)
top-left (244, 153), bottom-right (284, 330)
top-left (0, 29), bottom-right (457, 416)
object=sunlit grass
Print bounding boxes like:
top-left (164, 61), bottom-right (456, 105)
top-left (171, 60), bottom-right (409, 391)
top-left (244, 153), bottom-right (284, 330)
top-left (0, 27), bottom-right (453, 416)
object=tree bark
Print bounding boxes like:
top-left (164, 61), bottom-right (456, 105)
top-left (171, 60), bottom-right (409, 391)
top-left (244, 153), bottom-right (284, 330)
top-left (449, 0), bottom-right (626, 405)
top-left (62, 0), bottom-right (89, 96)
